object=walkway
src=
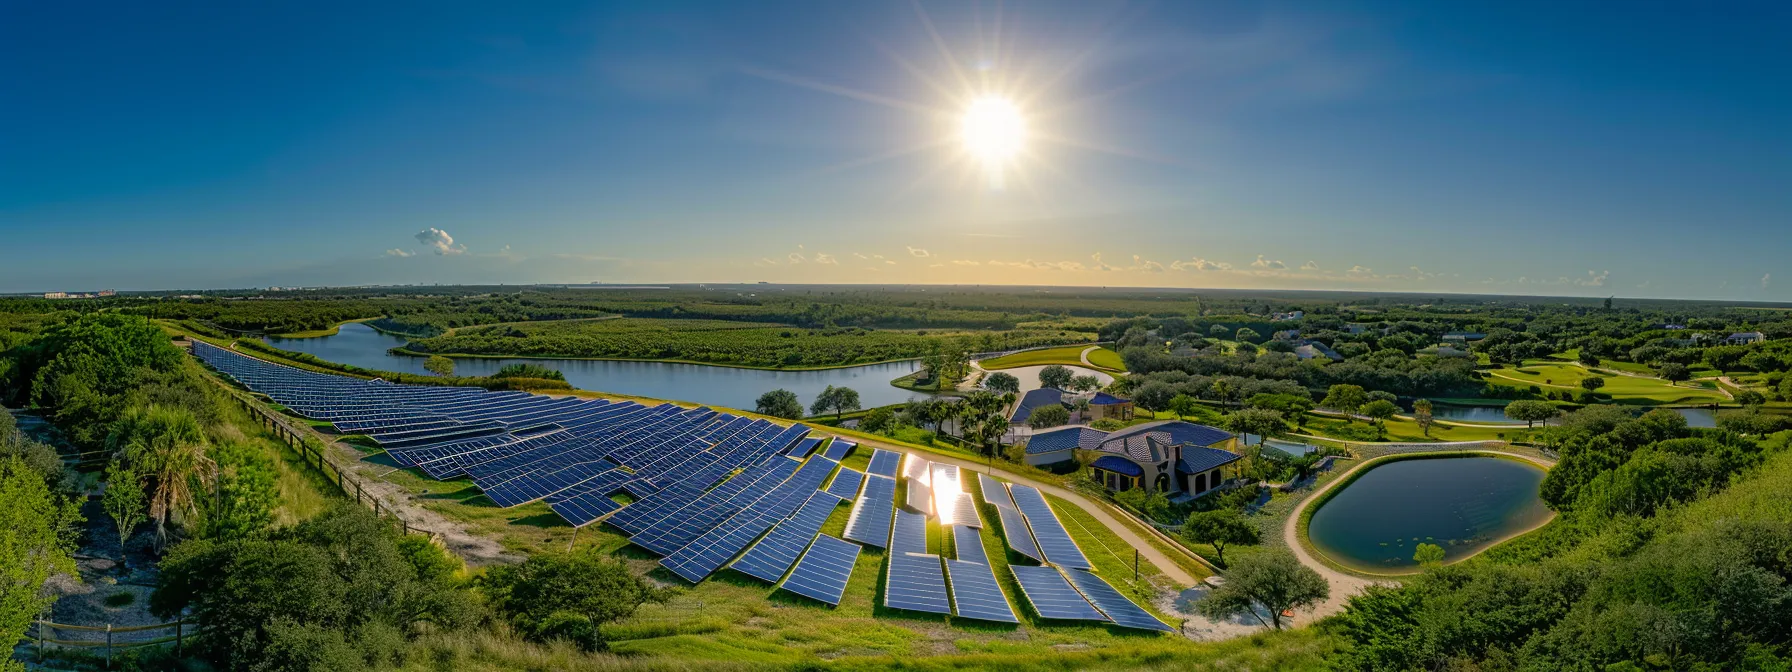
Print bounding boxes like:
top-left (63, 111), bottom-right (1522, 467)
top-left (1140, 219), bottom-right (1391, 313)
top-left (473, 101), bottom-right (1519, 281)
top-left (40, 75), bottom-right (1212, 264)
top-left (1277, 447), bottom-right (1556, 624)
top-left (1078, 345), bottom-right (1100, 368)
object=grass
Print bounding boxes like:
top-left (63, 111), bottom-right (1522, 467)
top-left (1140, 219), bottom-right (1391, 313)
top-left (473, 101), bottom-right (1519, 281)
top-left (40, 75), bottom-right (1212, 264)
top-left (979, 345), bottom-right (1124, 372)
top-left (1486, 361), bottom-right (1729, 405)
top-left (1301, 413), bottom-right (1529, 444)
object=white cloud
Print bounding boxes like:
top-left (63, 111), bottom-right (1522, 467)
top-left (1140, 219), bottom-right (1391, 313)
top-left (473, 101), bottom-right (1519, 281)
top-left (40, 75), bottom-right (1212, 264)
top-left (814, 253), bottom-right (838, 265)
top-left (907, 246), bottom-right (930, 258)
top-left (413, 228), bottom-right (466, 255)
top-left (951, 260), bottom-right (980, 266)
top-left (1091, 252), bottom-right (1114, 271)
top-left (787, 252), bottom-right (805, 264)
top-left (1300, 260), bottom-right (1321, 271)
top-left (1580, 270), bottom-right (1610, 287)
top-left (1171, 257), bottom-right (1231, 271)
top-left (852, 252), bottom-right (869, 260)
top-left (1251, 255), bottom-right (1287, 270)
top-left (1763, 273), bottom-right (1773, 290)
top-left (1346, 265), bottom-right (1373, 276)
top-left (385, 249), bottom-right (414, 258)
top-left (884, 259), bottom-right (896, 265)
top-left (757, 257), bottom-right (778, 266)
top-left (1142, 260), bottom-right (1166, 272)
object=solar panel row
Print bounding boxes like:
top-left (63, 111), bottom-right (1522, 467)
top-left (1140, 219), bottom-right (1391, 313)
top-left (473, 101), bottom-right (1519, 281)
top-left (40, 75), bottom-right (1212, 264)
top-left (842, 474), bottom-right (895, 548)
top-left (1007, 485), bottom-right (1093, 570)
top-left (865, 449), bottom-right (901, 478)
top-left (884, 552), bottom-right (951, 614)
top-left (780, 534), bottom-right (860, 606)
top-left (731, 491), bottom-right (845, 583)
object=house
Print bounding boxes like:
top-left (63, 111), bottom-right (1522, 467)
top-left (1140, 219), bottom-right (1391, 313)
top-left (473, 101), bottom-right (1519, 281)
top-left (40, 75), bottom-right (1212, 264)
top-left (1727, 332), bottom-right (1767, 345)
top-left (1085, 421), bottom-right (1242, 497)
top-left (1022, 425), bottom-right (1107, 467)
top-left (1009, 388), bottom-right (1066, 426)
top-left (1271, 310), bottom-right (1304, 322)
top-left (1085, 392), bottom-right (1135, 422)
top-left (1293, 341), bottom-right (1344, 362)
top-left (1442, 332), bottom-right (1488, 342)
top-left (1345, 323), bottom-right (1371, 335)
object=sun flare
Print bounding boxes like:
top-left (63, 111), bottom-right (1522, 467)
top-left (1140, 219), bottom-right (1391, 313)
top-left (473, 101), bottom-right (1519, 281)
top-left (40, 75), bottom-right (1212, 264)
top-left (960, 96), bottom-right (1027, 170)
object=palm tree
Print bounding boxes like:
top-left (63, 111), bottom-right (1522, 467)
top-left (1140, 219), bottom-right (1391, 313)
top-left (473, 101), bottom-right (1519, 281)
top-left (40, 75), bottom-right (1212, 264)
top-left (111, 406), bottom-right (216, 548)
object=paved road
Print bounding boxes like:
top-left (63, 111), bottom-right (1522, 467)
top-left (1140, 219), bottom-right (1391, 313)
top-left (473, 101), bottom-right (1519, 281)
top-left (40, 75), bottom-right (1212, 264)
top-left (826, 431), bottom-right (1202, 588)
top-left (1278, 448), bottom-right (1556, 625)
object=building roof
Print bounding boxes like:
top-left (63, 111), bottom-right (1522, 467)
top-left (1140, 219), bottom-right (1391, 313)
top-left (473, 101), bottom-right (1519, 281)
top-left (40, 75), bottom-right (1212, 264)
top-left (1294, 342), bottom-right (1343, 361)
top-left (1024, 426), bottom-right (1109, 455)
top-left (1096, 421), bottom-right (1233, 463)
top-left (1010, 388), bottom-right (1065, 424)
top-left (1176, 446), bottom-right (1243, 475)
top-left (1730, 332), bottom-right (1765, 339)
top-left (1089, 392), bottom-right (1130, 406)
top-left (1090, 455), bottom-right (1144, 477)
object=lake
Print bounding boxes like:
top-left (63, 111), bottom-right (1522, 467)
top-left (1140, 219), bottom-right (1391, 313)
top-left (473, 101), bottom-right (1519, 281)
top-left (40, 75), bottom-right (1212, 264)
top-left (1307, 456), bottom-right (1552, 572)
top-left (1429, 404), bottom-right (1716, 428)
top-left (266, 322), bottom-right (935, 413)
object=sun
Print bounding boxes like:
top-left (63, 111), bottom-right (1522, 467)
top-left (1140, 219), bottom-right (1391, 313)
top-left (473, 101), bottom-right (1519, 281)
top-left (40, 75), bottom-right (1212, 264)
top-left (960, 96), bottom-right (1027, 172)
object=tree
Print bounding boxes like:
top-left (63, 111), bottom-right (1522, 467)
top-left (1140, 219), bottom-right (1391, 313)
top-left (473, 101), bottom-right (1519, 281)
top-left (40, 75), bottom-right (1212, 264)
top-left (423, 355), bottom-right (455, 376)
top-left (1412, 543), bottom-right (1445, 566)
top-left (810, 386), bottom-right (862, 420)
top-left (983, 371), bottom-right (1020, 394)
top-left (2, 456), bottom-right (82, 656)
top-left (1359, 400), bottom-right (1400, 438)
top-left (1070, 374), bottom-right (1103, 393)
top-left (1168, 394), bottom-right (1200, 420)
top-left (1579, 376), bottom-right (1606, 393)
top-left (482, 549), bottom-right (671, 651)
top-left (860, 406), bottom-right (896, 433)
top-left (1027, 404), bottom-right (1069, 429)
top-left (109, 405), bottom-right (217, 547)
top-left (1210, 324), bottom-right (1231, 337)
top-left (1321, 384), bottom-right (1368, 420)
top-left (1038, 364), bottom-right (1074, 390)
top-left (1234, 327), bottom-right (1261, 343)
top-left (199, 440), bottom-right (279, 541)
top-left (1412, 399), bottom-right (1435, 437)
top-left (1735, 389), bottom-right (1767, 407)
top-left (1224, 408), bottom-right (1287, 447)
top-left (1659, 362), bottom-right (1691, 385)
top-left (1503, 399), bottom-right (1560, 429)
top-left (103, 462), bottom-right (147, 564)
top-left (1577, 351), bottom-right (1600, 367)
top-left (1180, 509), bottom-right (1259, 567)
top-left (1194, 550), bottom-right (1329, 630)
top-left (755, 389), bottom-right (804, 420)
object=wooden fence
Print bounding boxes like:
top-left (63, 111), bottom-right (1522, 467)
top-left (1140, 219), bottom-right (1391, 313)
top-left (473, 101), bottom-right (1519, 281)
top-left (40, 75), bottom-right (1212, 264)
top-left (31, 618), bottom-right (189, 668)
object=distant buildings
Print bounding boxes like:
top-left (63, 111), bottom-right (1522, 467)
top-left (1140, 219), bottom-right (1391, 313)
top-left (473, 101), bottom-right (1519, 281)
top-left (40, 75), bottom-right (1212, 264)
top-left (1726, 332), bottom-right (1767, 345)
top-left (43, 290), bottom-right (114, 299)
top-left (1270, 310), bottom-right (1305, 322)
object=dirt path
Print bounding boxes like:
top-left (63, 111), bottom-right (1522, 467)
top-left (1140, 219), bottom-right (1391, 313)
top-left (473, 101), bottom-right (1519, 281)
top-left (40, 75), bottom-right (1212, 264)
top-left (1078, 345), bottom-right (1100, 368)
top-left (1278, 448), bottom-right (1556, 625)
top-left (828, 432), bottom-right (1200, 588)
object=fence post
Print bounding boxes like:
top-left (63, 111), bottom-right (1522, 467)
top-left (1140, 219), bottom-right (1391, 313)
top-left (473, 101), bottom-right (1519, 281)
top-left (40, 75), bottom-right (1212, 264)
top-left (176, 618), bottom-right (184, 657)
top-left (106, 623), bottom-right (113, 669)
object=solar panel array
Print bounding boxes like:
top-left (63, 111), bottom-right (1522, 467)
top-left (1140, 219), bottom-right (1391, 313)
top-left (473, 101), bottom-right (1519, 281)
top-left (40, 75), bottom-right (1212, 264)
top-left (1009, 566), bottom-right (1109, 622)
top-left (1062, 569), bottom-right (1176, 632)
top-left (1008, 485), bottom-right (1093, 570)
top-left (788, 437), bottom-right (824, 459)
top-left (824, 468), bottom-right (865, 500)
top-left (822, 439), bottom-right (855, 461)
top-left (996, 505), bottom-right (1045, 563)
top-left (944, 560), bottom-right (1018, 623)
top-left (780, 534), bottom-right (861, 606)
top-left (885, 552), bottom-right (952, 614)
top-left (730, 491), bottom-right (844, 582)
top-left (842, 474), bottom-right (896, 548)
top-left (902, 455), bottom-right (934, 515)
top-left (890, 508), bottom-right (929, 555)
top-left (951, 522), bottom-right (987, 565)
top-left (978, 473), bottom-right (1014, 509)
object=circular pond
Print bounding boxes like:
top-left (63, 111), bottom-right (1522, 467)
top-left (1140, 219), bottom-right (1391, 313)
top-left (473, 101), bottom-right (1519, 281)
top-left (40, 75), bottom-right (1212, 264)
top-left (1307, 456), bottom-right (1552, 572)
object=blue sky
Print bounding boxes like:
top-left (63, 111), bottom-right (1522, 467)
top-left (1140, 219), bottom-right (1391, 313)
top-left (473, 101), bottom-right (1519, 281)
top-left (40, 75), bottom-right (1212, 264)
top-left (2, 1), bottom-right (1787, 299)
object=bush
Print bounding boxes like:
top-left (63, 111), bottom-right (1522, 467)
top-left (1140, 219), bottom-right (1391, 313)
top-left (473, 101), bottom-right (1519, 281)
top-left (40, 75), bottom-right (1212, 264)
top-left (480, 549), bottom-right (671, 652)
top-left (860, 407), bottom-right (896, 433)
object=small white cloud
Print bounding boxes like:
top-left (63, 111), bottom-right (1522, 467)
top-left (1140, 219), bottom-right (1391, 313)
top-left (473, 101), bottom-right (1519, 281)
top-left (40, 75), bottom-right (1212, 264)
top-left (1171, 257), bottom-right (1230, 271)
top-left (385, 248), bottom-right (414, 258)
top-left (1346, 265), bottom-right (1373, 276)
top-left (814, 253), bottom-right (838, 265)
top-left (952, 260), bottom-right (980, 266)
top-left (757, 257), bottom-right (778, 266)
top-left (1091, 252), bottom-right (1114, 271)
top-left (787, 252), bottom-right (805, 264)
top-left (885, 259), bottom-right (896, 265)
top-left (852, 252), bottom-right (869, 260)
top-left (414, 228), bottom-right (466, 255)
top-left (907, 246), bottom-right (930, 258)
top-left (1141, 260), bottom-right (1165, 272)
top-left (1300, 260), bottom-right (1320, 271)
top-left (1579, 270), bottom-right (1610, 287)
top-left (1762, 273), bottom-right (1772, 290)
top-left (1251, 255), bottom-right (1286, 270)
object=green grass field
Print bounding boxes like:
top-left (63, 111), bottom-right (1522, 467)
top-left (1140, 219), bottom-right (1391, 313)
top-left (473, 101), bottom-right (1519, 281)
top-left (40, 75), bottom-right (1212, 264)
top-left (980, 345), bottom-right (1126, 372)
top-left (1302, 414), bottom-right (1530, 443)
top-left (1487, 361), bottom-right (1728, 404)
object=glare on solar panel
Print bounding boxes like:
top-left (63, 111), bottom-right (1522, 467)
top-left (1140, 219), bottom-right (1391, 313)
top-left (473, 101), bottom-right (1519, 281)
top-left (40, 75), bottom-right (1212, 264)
top-left (1008, 565), bottom-right (1108, 622)
top-left (944, 559), bottom-right (1018, 623)
top-left (938, 491), bottom-right (981, 528)
top-left (779, 534), bottom-right (860, 606)
top-left (1061, 569), bottom-right (1176, 632)
top-left (884, 552), bottom-right (951, 614)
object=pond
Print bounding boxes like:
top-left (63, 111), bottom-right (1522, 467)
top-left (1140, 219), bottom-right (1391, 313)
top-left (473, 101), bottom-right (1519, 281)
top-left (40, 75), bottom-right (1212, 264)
top-left (1306, 456), bottom-right (1552, 572)
top-left (1428, 404), bottom-right (1522, 424)
top-left (1674, 407), bottom-right (1717, 428)
top-left (265, 322), bottom-right (938, 413)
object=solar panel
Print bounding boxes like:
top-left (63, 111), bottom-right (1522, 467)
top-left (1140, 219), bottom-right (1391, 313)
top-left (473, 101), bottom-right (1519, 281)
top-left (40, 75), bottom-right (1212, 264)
top-left (1009, 565), bottom-right (1108, 622)
top-left (824, 468), bottom-right (864, 500)
top-left (938, 492), bottom-right (980, 527)
top-left (951, 524), bottom-right (987, 564)
top-left (944, 560), bottom-right (1018, 623)
top-left (787, 437), bottom-right (823, 458)
top-left (995, 506), bottom-right (1044, 563)
top-left (930, 463), bottom-right (962, 519)
top-left (843, 474), bottom-right (895, 548)
top-left (731, 492), bottom-right (844, 583)
top-left (902, 455), bottom-right (933, 516)
top-left (1008, 485), bottom-right (1092, 570)
top-left (866, 449), bottom-right (901, 478)
top-left (890, 508), bottom-right (928, 555)
top-left (779, 534), bottom-right (860, 606)
top-left (978, 474), bottom-right (1014, 509)
top-left (821, 439), bottom-right (855, 461)
top-left (884, 552), bottom-right (951, 614)
top-left (1061, 569), bottom-right (1176, 632)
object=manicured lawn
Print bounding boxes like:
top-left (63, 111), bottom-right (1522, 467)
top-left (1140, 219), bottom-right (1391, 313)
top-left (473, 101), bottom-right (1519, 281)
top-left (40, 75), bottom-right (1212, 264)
top-left (1486, 362), bottom-right (1728, 405)
top-left (979, 344), bottom-right (1117, 371)
top-left (1302, 414), bottom-right (1532, 443)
